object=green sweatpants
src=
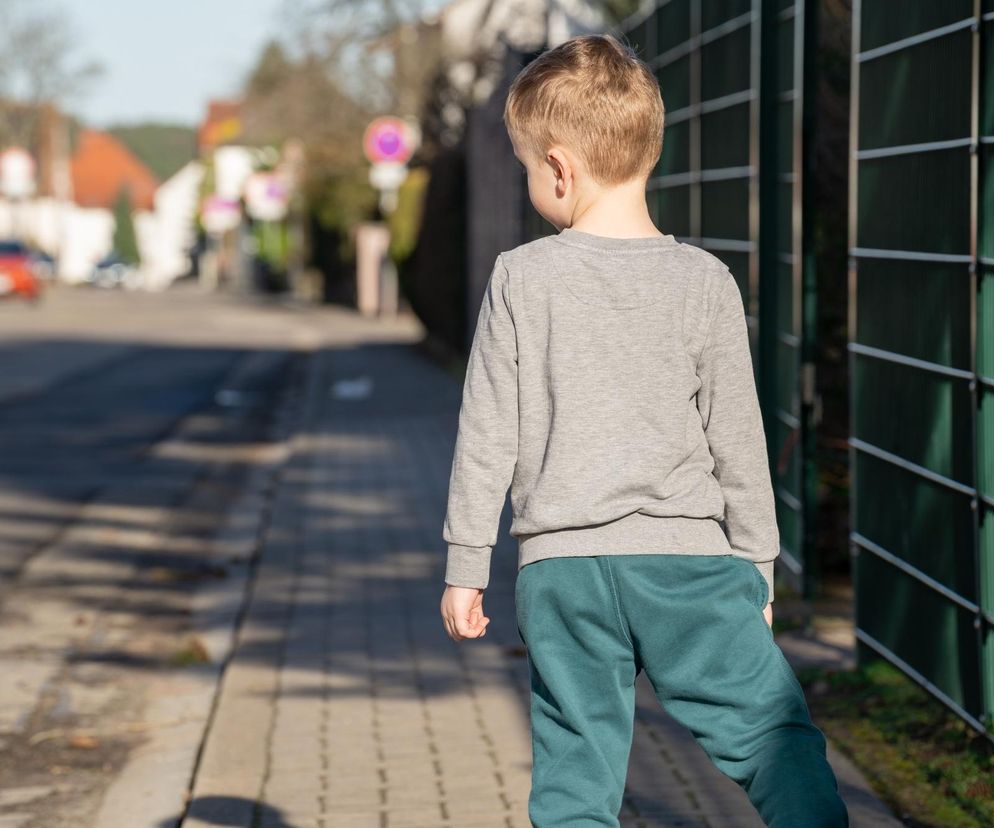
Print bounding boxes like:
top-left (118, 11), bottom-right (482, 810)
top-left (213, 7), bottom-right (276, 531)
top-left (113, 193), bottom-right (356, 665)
top-left (514, 553), bottom-right (849, 828)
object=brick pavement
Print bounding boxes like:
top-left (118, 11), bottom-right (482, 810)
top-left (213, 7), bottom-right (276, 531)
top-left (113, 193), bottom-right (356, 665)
top-left (184, 305), bottom-right (898, 828)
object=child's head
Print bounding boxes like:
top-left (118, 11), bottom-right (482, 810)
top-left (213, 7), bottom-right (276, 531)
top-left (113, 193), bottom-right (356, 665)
top-left (503, 33), bottom-right (664, 229)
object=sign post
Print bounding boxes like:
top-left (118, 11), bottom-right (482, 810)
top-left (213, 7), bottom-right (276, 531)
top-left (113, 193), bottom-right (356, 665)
top-left (362, 116), bottom-right (418, 214)
top-left (359, 117), bottom-right (419, 318)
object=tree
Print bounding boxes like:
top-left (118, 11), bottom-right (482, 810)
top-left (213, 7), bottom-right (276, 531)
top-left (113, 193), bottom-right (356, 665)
top-left (603, 0), bottom-right (642, 24)
top-left (237, 1), bottom-right (630, 271)
top-left (239, 44), bottom-right (372, 257)
top-left (280, 0), bottom-right (434, 113)
top-left (0, 0), bottom-right (102, 147)
top-left (108, 123), bottom-right (197, 182)
top-left (112, 185), bottom-right (140, 265)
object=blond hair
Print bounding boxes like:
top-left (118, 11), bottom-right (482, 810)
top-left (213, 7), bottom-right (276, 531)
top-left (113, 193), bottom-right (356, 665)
top-left (503, 33), bottom-right (665, 186)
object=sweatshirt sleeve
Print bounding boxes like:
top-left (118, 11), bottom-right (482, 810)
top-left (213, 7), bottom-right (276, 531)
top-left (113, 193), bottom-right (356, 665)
top-left (442, 255), bottom-right (518, 589)
top-left (696, 267), bottom-right (780, 602)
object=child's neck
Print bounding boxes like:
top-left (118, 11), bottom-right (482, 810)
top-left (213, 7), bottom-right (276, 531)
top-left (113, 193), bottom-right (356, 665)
top-left (567, 178), bottom-right (662, 239)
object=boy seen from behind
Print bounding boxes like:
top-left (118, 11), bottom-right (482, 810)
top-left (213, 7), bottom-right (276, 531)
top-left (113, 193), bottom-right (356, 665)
top-left (440, 33), bottom-right (849, 828)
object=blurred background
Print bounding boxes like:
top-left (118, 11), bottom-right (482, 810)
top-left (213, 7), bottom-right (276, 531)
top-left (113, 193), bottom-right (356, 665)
top-left (0, 1), bottom-right (992, 826)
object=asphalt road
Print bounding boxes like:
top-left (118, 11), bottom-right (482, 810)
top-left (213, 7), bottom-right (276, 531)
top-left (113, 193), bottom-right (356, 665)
top-left (0, 344), bottom-right (252, 587)
top-left (0, 281), bottom-right (322, 826)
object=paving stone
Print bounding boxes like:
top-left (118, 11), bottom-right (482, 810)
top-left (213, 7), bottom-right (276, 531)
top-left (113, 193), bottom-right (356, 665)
top-left (183, 310), bottom-right (901, 828)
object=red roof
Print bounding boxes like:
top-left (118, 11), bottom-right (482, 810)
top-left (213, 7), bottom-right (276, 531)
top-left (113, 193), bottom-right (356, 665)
top-left (70, 129), bottom-right (158, 211)
top-left (198, 100), bottom-right (243, 153)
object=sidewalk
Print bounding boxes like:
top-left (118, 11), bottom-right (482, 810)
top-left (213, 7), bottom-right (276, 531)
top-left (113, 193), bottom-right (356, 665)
top-left (180, 305), bottom-right (901, 828)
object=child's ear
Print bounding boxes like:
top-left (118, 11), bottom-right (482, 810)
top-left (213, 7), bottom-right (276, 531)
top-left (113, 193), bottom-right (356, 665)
top-left (547, 147), bottom-right (571, 194)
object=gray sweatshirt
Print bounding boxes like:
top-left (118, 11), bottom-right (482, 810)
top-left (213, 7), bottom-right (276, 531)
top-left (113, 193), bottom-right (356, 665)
top-left (442, 226), bottom-right (780, 601)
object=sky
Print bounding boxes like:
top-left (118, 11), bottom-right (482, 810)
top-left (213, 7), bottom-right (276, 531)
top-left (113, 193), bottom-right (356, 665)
top-left (68, 0), bottom-right (452, 130)
top-left (70, 0), bottom-right (290, 128)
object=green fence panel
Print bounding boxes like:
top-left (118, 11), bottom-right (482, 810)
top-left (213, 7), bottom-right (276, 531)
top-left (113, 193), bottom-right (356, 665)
top-left (980, 0), bottom-right (994, 728)
top-left (612, 0), bottom-right (815, 597)
top-left (851, 0), bottom-right (994, 734)
top-left (514, 0), bottom-right (994, 740)
top-left (519, 2), bottom-right (816, 600)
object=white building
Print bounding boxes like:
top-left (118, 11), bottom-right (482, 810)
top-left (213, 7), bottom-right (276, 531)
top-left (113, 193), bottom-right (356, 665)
top-left (0, 197), bottom-right (113, 284)
top-left (134, 161), bottom-right (205, 291)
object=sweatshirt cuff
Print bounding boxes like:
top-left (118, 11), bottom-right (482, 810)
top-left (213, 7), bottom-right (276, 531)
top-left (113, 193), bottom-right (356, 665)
top-left (445, 543), bottom-right (492, 589)
top-left (756, 559), bottom-right (776, 603)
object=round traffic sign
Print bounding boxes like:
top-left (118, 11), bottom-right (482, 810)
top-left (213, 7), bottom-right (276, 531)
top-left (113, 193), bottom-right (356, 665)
top-left (363, 117), bottom-right (415, 165)
top-left (244, 172), bottom-right (289, 221)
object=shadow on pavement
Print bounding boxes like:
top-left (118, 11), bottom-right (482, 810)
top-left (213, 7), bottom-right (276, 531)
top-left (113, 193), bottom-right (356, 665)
top-left (0, 320), bottom-right (886, 826)
top-left (157, 796), bottom-right (291, 827)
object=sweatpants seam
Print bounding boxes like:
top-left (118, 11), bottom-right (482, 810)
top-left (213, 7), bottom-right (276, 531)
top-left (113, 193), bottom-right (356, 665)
top-left (603, 557), bottom-right (634, 649)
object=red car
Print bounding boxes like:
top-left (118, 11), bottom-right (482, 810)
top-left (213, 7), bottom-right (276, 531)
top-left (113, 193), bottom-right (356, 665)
top-left (0, 240), bottom-right (42, 301)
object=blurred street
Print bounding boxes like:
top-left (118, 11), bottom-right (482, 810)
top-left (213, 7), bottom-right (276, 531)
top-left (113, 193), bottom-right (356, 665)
top-left (0, 0), bottom-right (987, 824)
top-left (0, 281), bottom-right (318, 825)
top-left (0, 283), bottom-right (899, 827)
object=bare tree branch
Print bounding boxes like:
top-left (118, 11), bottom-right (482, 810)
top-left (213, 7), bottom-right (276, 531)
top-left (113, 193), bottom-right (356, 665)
top-left (0, 0), bottom-right (103, 146)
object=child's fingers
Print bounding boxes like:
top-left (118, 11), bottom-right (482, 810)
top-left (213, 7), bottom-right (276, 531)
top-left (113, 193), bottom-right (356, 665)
top-left (469, 609), bottom-right (490, 626)
top-left (440, 591), bottom-right (491, 641)
top-left (455, 614), bottom-right (490, 639)
top-left (442, 609), bottom-right (462, 641)
top-left (456, 617), bottom-right (482, 637)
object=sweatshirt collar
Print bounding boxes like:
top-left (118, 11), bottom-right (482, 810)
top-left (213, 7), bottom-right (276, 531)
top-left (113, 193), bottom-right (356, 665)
top-left (553, 226), bottom-right (678, 252)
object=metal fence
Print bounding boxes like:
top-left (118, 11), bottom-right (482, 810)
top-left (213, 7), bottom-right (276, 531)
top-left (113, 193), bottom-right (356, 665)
top-left (608, 0), bottom-right (817, 598)
top-left (849, 0), bottom-right (994, 734)
top-left (514, 0), bottom-right (994, 735)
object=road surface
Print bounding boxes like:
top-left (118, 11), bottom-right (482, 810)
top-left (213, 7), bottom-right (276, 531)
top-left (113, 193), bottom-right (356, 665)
top-left (0, 281), bottom-right (899, 828)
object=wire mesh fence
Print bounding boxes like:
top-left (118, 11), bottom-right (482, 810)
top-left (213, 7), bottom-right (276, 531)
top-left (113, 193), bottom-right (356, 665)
top-left (514, 0), bottom-right (994, 738)
top-left (609, 1), bottom-right (814, 598)
top-left (849, 0), bottom-right (994, 734)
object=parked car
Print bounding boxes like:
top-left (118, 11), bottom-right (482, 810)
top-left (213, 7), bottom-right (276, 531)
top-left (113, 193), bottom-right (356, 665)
top-left (0, 240), bottom-right (42, 302)
top-left (89, 253), bottom-right (141, 290)
top-left (28, 248), bottom-right (57, 281)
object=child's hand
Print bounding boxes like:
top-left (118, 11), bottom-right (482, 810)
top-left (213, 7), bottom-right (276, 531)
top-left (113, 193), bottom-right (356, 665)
top-left (440, 585), bottom-right (490, 641)
top-left (763, 602), bottom-right (773, 629)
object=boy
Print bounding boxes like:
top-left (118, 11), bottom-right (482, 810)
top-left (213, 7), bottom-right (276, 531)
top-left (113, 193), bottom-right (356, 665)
top-left (439, 33), bottom-right (849, 828)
